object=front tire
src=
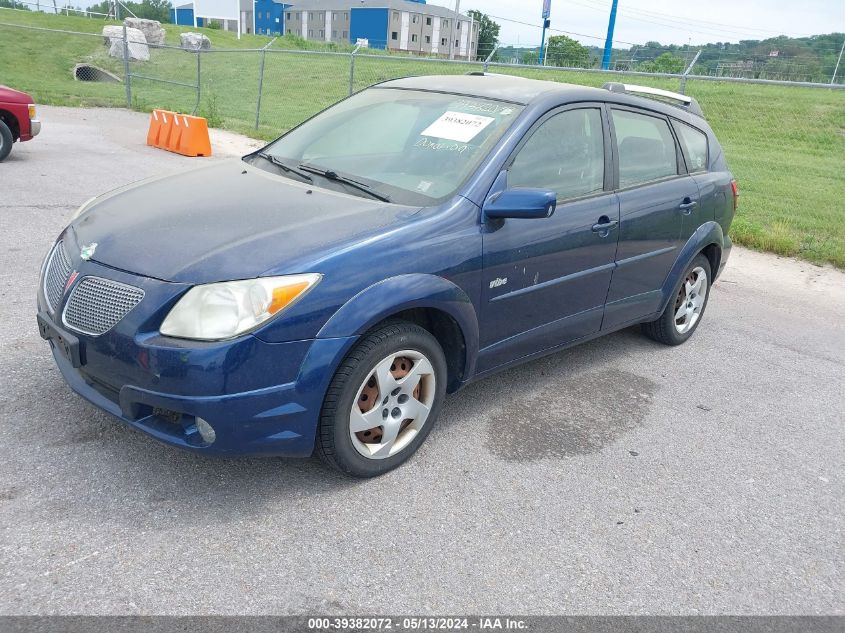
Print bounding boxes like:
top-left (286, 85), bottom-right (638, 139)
top-left (316, 320), bottom-right (447, 477)
top-left (641, 254), bottom-right (711, 346)
top-left (0, 120), bottom-right (13, 162)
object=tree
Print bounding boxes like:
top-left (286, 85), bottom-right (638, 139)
top-left (86, 0), bottom-right (171, 21)
top-left (0, 0), bottom-right (31, 8)
top-left (467, 9), bottom-right (500, 61)
top-left (132, 0), bottom-right (170, 22)
top-left (639, 52), bottom-right (686, 74)
top-left (85, 0), bottom-right (109, 14)
top-left (521, 50), bottom-right (538, 65)
top-left (545, 35), bottom-right (590, 68)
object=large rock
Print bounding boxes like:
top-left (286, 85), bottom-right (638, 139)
top-left (103, 25), bottom-right (150, 61)
top-left (124, 18), bottom-right (166, 46)
top-left (180, 32), bottom-right (211, 51)
top-left (102, 25), bottom-right (125, 45)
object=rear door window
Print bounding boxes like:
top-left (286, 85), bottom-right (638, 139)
top-left (611, 109), bottom-right (679, 188)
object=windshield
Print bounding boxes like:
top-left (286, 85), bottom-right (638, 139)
top-left (255, 88), bottom-right (524, 205)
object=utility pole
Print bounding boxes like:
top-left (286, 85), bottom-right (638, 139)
top-left (601, 0), bottom-right (618, 70)
top-left (832, 37), bottom-right (845, 85)
top-left (448, 0), bottom-right (460, 60)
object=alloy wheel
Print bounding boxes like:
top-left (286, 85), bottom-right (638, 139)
top-left (674, 266), bottom-right (708, 334)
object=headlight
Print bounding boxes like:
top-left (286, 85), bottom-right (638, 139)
top-left (70, 196), bottom-right (97, 221)
top-left (160, 274), bottom-right (321, 340)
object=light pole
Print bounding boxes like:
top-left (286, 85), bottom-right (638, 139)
top-left (448, 0), bottom-right (460, 60)
top-left (601, 0), bottom-right (618, 70)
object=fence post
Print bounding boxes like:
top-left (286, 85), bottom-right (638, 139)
top-left (193, 49), bottom-right (202, 116)
top-left (349, 44), bottom-right (361, 96)
top-left (122, 24), bottom-right (132, 108)
top-left (679, 49), bottom-right (702, 94)
top-left (832, 38), bottom-right (845, 85)
top-left (483, 45), bottom-right (498, 73)
top-left (255, 48), bottom-right (266, 130)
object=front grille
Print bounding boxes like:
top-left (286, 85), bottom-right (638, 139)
top-left (43, 241), bottom-right (73, 312)
top-left (63, 276), bottom-right (144, 336)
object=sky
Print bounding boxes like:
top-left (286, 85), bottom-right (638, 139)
top-left (455, 0), bottom-right (845, 49)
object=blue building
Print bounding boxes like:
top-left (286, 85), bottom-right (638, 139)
top-left (171, 4), bottom-right (203, 27)
top-left (254, 0), bottom-right (290, 36)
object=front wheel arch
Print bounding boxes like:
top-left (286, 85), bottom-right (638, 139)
top-left (317, 274), bottom-right (479, 389)
top-left (0, 110), bottom-right (20, 141)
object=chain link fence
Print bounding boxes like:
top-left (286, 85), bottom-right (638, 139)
top-left (1, 17), bottom-right (844, 267)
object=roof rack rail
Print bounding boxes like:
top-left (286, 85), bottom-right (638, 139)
top-left (602, 82), bottom-right (704, 117)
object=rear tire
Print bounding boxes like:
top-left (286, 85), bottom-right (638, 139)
top-left (641, 254), bottom-right (711, 346)
top-left (316, 320), bottom-right (447, 478)
top-left (0, 120), bottom-right (13, 162)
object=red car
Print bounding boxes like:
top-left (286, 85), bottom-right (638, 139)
top-left (0, 85), bottom-right (41, 161)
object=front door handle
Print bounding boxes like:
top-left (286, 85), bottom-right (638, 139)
top-left (592, 217), bottom-right (619, 236)
top-left (679, 198), bottom-right (698, 214)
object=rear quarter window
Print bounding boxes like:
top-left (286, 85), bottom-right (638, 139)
top-left (674, 120), bottom-right (709, 172)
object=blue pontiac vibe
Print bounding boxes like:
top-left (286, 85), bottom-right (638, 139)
top-left (37, 74), bottom-right (736, 477)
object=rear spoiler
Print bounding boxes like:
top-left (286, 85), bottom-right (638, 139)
top-left (603, 82), bottom-right (704, 117)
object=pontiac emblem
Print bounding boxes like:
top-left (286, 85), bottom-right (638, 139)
top-left (80, 243), bottom-right (97, 261)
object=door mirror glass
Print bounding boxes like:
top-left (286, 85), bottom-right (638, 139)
top-left (484, 188), bottom-right (557, 220)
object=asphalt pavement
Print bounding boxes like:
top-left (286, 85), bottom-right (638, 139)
top-left (0, 106), bottom-right (842, 615)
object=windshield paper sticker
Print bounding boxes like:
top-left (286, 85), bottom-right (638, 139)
top-left (420, 112), bottom-right (495, 143)
top-left (453, 100), bottom-right (515, 116)
top-left (414, 138), bottom-right (469, 153)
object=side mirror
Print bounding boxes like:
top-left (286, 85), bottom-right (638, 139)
top-left (483, 188), bottom-right (557, 220)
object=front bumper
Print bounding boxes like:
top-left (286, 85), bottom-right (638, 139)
top-left (29, 119), bottom-right (41, 138)
top-left (37, 247), bottom-right (356, 456)
top-left (44, 329), bottom-right (354, 456)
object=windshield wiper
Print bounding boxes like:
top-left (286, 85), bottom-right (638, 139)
top-left (298, 163), bottom-right (391, 203)
top-left (255, 152), bottom-right (313, 182)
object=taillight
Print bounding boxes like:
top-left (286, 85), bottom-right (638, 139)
top-left (730, 179), bottom-right (739, 211)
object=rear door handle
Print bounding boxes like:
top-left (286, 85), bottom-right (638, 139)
top-left (679, 198), bottom-right (698, 214)
top-left (592, 218), bottom-right (619, 235)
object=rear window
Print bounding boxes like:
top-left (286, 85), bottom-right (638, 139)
top-left (674, 121), bottom-right (709, 172)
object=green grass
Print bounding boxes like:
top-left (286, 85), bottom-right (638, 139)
top-left (2, 9), bottom-right (845, 268)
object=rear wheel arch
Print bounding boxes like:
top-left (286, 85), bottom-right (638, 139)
top-left (659, 222), bottom-right (724, 313)
top-left (701, 242), bottom-right (722, 280)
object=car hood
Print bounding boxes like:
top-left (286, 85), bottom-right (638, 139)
top-left (0, 85), bottom-right (33, 104)
top-left (71, 160), bottom-right (420, 284)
